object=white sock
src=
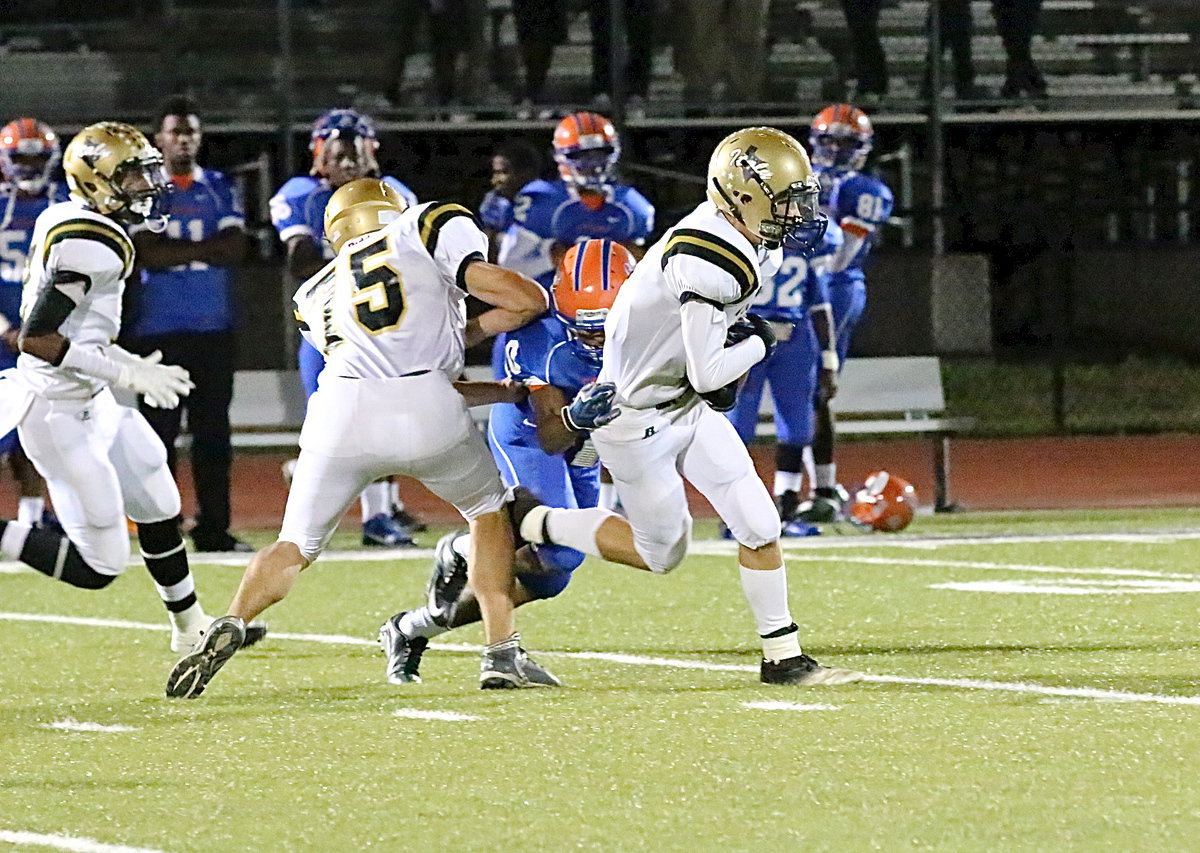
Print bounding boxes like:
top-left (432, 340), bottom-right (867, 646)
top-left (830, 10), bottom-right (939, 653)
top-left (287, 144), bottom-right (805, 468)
top-left (739, 565), bottom-right (794, 637)
top-left (538, 507), bottom-right (614, 557)
top-left (360, 481), bottom-right (390, 521)
top-left (773, 471), bottom-right (802, 496)
top-left (399, 607), bottom-right (449, 640)
top-left (1, 520), bottom-right (32, 559)
top-left (762, 626), bottom-right (803, 663)
top-left (155, 574), bottom-right (197, 611)
top-left (598, 482), bottom-right (619, 512)
top-left (815, 463), bottom-right (837, 490)
top-left (17, 497), bottom-right (45, 526)
top-left (802, 446), bottom-right (815, 494)
top-left (451, 533), bottom-right (470, 560)
top-left (389, 479), bottom-right (403, 510)
top-left (169, 601), bottom-right (209, 634)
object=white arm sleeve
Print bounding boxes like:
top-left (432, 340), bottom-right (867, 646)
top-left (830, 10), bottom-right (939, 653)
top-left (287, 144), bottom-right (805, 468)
top-left (679, 298), bottom-right (765, 393)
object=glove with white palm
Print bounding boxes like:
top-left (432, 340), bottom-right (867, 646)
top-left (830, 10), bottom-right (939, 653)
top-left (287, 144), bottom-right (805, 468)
top-left (116, 349), bottom-right (194, 409)
top-left (562, 381), bottom-right (621, 431)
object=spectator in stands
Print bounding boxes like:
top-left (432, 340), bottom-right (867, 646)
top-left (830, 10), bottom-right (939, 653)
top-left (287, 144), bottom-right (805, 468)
top-left (924, 0), bottom-right (982, 101)
top-left (674, 0), bottom-right (771, 104)
top-left (125, 96), bottom-right (251, 553)
top-left (512, 0), bottom-right (567, 115)
top-left (583, 0), bottom-right (655, 112)
top-left (840, 0), bottom-right (888, 103)
top-left (994, 0), bottom-right (1046, 98)
top-left (386, 0), bottom-right (489, 107)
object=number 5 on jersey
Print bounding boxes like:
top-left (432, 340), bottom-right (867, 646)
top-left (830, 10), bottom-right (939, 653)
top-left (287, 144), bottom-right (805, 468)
top-left (350, 236), bottom-right (406, 334)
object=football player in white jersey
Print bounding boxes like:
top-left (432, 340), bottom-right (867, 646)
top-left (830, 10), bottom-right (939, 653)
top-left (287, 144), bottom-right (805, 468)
top-left (166, 178), bottom-right (558, 697)
top-left (511, 128), bottom-right (864, 686)
top-left (0, 122), bottom-right (248, 653)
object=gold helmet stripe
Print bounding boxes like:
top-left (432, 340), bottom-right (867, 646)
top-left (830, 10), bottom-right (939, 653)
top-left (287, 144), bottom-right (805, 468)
top-left (417, 202), bottom-right (478, 255)
top-left (661, 228), bottom-right (757, 301)
top-left (42, 218), bottom-right (135, 278)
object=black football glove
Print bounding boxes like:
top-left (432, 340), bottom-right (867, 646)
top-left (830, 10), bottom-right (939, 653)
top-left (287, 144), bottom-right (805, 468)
top-left (725, 313), bottom-right (776, 359)
top-left (699, 380), bottom-right (740, 412)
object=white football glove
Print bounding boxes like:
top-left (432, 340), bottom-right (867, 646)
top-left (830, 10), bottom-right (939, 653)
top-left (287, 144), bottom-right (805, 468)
top-left (116, 350), bottom-right (194, 409)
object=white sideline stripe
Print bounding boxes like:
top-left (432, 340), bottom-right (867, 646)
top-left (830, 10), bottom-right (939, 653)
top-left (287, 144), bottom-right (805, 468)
top-left (0, 830), bottom-right (168, 853)
top-left (3, 528), bottom-right (1200, 573)
top-left (781, 554), bottom-right (1197, 580)
top-left (3, 612), bottom-right (1199, 707)
top-left (42, 719), bottom-right (138, 733)
top-left (932, 579), bottom-right (1200, 595)
top-left (393, 708), bottom-right (482, 721)
top-left (743, 701), bottom-right (840, 712)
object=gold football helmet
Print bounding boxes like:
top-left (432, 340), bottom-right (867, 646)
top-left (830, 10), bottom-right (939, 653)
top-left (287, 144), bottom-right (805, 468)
top-left (62, 121), bottom-right (168, 226)
top-left (706, 126), bottom-right (826, 250)
top-left (324, 178), bottom-right (409, 253)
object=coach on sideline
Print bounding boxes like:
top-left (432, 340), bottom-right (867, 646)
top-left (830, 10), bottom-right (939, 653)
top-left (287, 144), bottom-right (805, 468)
top-left (124, 95), bottom-right (251, 553)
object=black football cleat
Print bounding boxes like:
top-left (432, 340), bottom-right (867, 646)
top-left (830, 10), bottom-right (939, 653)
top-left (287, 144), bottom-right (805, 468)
top-left (761, 653), bottom-right (863, 686)
top-left (426, 531), bottom-right (469, 626)
top-left (242, 620), bottom-right (268, 649)
top-left (165, 616), bottom-right (246, 699)
top-left (505, 486), bottom-right (547, 549)
top-left (378, 613), bottom-right (429, 684)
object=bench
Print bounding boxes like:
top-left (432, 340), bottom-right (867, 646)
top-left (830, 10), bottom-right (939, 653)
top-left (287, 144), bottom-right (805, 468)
top-left (755, 356), bottom-right (975, 512)
top-left (229, 358), bottom-right (975, 510)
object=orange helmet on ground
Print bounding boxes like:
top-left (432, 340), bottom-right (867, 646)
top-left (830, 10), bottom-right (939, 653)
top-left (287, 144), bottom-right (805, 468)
top-left (809, 103), bottom-right (874, 170)
top-left (553, 111), bottom-right (620, 192)
top-left (551, 238), bottom-right (635, 364)
top-left (850, 471), bottom-right (917, 532)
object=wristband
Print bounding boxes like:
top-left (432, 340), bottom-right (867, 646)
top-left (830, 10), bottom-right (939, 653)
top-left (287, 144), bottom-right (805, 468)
top-left (560, 406), bottom-right (579, 432)
top-left (821, 350), bottom-right (839, 371)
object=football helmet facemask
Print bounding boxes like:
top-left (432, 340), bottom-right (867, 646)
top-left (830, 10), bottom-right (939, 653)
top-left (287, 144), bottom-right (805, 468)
top-left (809, 103), bottom-right (874, 171)
top-left (553, 111), bottom-right (620, 195)
top-left (707, 126), bottom-right (826, 252)
top-left (551, 238), bottom-right (634, 365)
top-left (310, 109), bottom-right (380, 183)
top-left (850, 470), bottom-right (917, 532)
top-left (323, 178), bottom-right (409, 253)
top-left (62, 122), bottom-right (168, 229)
top-left (0, 117), bottom-right (60, 196)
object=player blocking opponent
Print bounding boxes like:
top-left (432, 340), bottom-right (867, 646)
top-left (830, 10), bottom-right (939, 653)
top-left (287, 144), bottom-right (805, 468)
top-left (0, 122), bottom-right (256, 652)
top-left (511, 128), bottom-right (864, 686)
top-left (166, 179), bottom-right (565, 697)
top-left (378, 239), bottom-right (633, 685)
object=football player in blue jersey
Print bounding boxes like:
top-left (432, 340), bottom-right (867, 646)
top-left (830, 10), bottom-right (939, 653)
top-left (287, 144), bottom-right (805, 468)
top-left (378, 239), bottom-right (635, 685)
top-left (477, 140), bottom-right (544, 261)
top-left (799, 103), bottom-right (895, 522)
top-left (268, 108), bottom-right (422, 546)
top-left (0, 117), bottom-right (66, 529)
top-left (726, 220), bottom-right (846, 536)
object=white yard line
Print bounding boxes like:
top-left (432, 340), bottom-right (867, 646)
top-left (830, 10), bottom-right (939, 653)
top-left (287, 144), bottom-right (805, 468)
top-left (41, 719), bottom-right (138, 733)
top-left (2, 611), bottom-right (1198, 708)
top-left (780, 554), bottom-right (1198, 579)
top-left (742, 701), bottom-right (840, 712)
top-left (393, 709), bottom-right (482, 721)
top-left (0, 830), bottom-right (168, 853)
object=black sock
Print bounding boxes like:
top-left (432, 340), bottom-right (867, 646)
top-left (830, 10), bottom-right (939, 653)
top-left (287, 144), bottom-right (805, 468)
top-left (137, 519), bottom-right (197, 613)
top-left (1, 519), bottom-right (115, 590)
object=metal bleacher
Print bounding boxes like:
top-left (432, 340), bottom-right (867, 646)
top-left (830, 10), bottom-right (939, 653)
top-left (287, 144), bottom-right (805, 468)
top-left (1, 0), bottom-right (1196, 123)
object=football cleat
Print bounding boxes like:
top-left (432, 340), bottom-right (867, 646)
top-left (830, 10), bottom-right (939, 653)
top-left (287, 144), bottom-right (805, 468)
top-left (165, 616), bottom-right (245, 699)
top-left (775, 489), bottom-right (801, 523)
top-left (480, 636), bottom-right (558, 689)
top-left (505, 485), bottom-right (547, 549)
top-left (378, 613), bottom-right (429, 684)
top-left (761, 653), bottom-right (864, 686)
top-left (243, 620), bottom-right (268, 649)
top-left (362, 513), bottom-right (415, 548)
top-left (780, 519), bottom-right (820, 538)
top-left (392, 505), bottom-right (427, 533)
top-left (426, 531), bottom-right (469, 626)
top-left (796, 494), bottom-right (841, 524)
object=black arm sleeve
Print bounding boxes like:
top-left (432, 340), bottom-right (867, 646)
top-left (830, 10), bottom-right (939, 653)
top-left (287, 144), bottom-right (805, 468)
top-left (23, 271), bottom-right (90, 337)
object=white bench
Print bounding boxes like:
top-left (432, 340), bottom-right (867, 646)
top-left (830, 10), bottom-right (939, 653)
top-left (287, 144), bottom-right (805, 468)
top-left (231, 358), bottom-right (975, 510)
top-left (756, 356), bottom-right (974, 512)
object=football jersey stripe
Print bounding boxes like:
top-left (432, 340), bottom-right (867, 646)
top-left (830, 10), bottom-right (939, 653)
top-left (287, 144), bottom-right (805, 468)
top-left (42, 219), bottom-right (134, 277)
top-left (661, 228), bottom-right (757, 300)
top-left (418, 202), bottom-right (477, 255)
